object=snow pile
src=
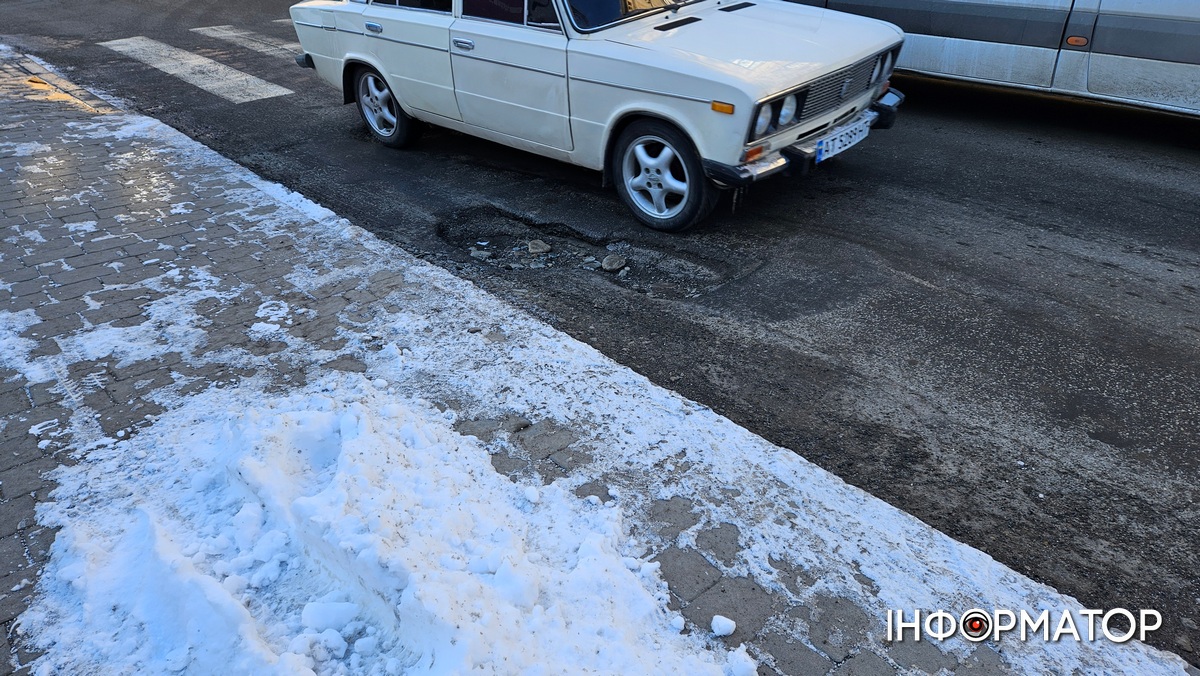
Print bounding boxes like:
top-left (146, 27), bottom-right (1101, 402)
top-left (20, 373), bottom-right (731, 674)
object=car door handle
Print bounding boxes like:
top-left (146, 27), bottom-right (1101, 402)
top-left (452, 38), bottom-right (474, 51)
top-left (365, 21), bottom-right (383, 33)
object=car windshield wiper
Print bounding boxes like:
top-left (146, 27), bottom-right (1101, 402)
top-left (665, 0), bottom-right (708, 11)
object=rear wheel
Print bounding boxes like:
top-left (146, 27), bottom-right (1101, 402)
top-left (611, 119), bottom-right (716, 232)
top-left (354, 67), bottom-right (420, 148)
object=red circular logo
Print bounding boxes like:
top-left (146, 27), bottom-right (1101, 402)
top-left (961, 610), bottom-right (991, 641)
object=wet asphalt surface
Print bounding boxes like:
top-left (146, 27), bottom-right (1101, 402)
top-left (1, 0), bottom-right (1198, 664)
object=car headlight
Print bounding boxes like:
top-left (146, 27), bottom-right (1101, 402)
top-left (871, 56), bottom-right (884, 83)
top-left (883, 51), bottom-right (895, 78)
top-left (754, 105), bottom-right (773, 138)
top-left (778, 94), bottom-right (798, 126)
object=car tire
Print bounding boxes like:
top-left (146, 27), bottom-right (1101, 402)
top-left (611, 119), bottom-right (716, 232)
top-left (354, 67), bottom-right (420, 148)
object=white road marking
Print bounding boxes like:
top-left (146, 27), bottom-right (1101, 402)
top-left (191, 25), bottom-right (302, 60)
top-left (99, 36), bottom-right (293, 104)
top-left (273, 18), bottom-right (292, 24)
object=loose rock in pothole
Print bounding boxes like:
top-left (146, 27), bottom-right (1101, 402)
top-left (602, 254), bottom-right (627, 272)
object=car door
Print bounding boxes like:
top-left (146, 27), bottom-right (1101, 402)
top-left (1086, 0), bottom-right (1200, 113)
top-left (825, 0), bottom-right (1075, 87)
top-left (361, 0), bottom-right (462, 120)
top-left (449, 0), bottom-right (572, 150)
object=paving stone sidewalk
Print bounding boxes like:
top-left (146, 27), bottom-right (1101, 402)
top-left (1, 53), bottom-right (1194, 676)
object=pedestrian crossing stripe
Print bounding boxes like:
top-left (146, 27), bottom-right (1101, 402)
top-left (99, 36), bottom-right (293, 104)
top-left (191, 25), bottom-right (302, 60)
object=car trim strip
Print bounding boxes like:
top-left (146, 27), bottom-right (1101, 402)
top-left (825, 0), bottom-right (1070, 50)
top-left (1092, 14), bottom-right (1200, 66)
top-left (568, 76), bottom-right (710, 104)
top-left (296, 21), bottom-right (368, 38)
top-left (452, 52), bottom-right (563, 77)
top-left (365, 32), bottom-right (449, 51)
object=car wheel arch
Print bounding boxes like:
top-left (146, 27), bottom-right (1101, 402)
top-left (608, 117), bottom-right (718, 231)
top-left (602, 112), bottom-right (699, 188)
top-left (342, 59), bottom-right (385, 106)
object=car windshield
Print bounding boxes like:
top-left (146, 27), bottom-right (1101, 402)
top-left (565, 0), bottom-right (696, 30)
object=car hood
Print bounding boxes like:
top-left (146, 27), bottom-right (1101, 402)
top-left (602, 3), bottom-right (902, 96)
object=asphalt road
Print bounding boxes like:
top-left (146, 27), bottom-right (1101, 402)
top-left (2, 0), bottom-right (1199, 665)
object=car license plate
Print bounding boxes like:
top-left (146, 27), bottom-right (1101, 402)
top-left (815, 115), bottom-right (871, 163)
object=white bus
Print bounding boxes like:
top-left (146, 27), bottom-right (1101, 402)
top-left (792, 0), bottom-right (1200, 117)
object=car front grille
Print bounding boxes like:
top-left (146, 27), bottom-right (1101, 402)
top-left (799, 53), bottom-right (881, 123)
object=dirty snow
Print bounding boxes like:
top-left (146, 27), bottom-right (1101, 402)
top-left (1, 108), bottom-right (1191, 676)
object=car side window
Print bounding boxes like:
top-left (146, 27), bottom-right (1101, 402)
top-left (372, 0), bottom-right (451, 11)
top-left (462, 0), bottom-right (523, 23)
top-left (527, 0), bottom-right (561, 28)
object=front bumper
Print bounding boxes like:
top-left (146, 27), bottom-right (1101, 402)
top-left (703, 88), bottom-right (905, 188)
top-left (870, 87), bottom-right (905, 130)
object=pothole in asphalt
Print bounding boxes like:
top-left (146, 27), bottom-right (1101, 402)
top-left (435, 205), bottom-right (742, 299)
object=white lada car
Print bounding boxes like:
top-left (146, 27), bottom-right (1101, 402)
top-left (291, 0), bottom-right (905, 231)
